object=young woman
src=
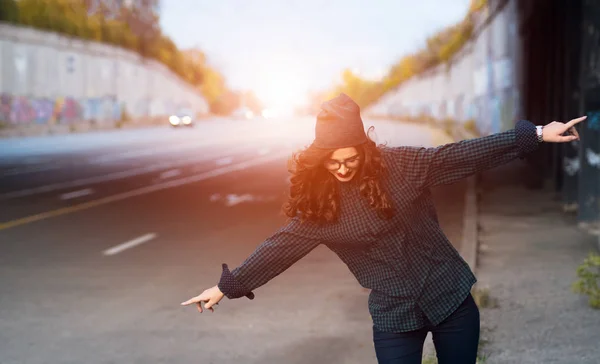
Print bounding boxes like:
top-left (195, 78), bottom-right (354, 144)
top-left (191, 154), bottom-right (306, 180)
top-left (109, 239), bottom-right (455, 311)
top-left (182, 93), bottom-right (585, 363)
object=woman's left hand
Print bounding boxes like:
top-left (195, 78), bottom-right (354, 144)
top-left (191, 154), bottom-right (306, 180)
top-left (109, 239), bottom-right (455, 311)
top-left (542, 116), bottom-right (587, 143)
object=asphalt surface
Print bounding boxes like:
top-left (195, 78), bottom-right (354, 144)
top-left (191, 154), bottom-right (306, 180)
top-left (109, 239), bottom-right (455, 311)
top-left (0, 117), bottom-right (466, 364)
top-left (477, 163), bottom-right (600, 364)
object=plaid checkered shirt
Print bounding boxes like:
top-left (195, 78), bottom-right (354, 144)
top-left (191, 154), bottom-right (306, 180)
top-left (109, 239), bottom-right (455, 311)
top-left (217, 119), bottom-right (539, 332)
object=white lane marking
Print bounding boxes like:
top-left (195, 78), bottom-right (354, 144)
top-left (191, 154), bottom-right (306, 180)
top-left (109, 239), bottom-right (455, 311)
top-left (103, 233), bottom-right (157, 256)
top-left (221, 194), bottom-right (278, 206)
top-left (215, 157), bottom-right (233, 166)
top-left (159, 169), bottom-right (181, 179)
top-left (0, 151), bottom-right (291, 231)
top-left (60, 188), bottom-right (94, 200)
top-left (258, 148), bottom-right (270, 156)
top-left (0, 145), bottom-right (253, 201)
top-left (225, 194), bottom-right (254, 206)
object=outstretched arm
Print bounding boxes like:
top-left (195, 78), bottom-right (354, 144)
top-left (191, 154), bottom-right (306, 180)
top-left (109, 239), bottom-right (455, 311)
top-left (181, 217), bottom-right (321, 312)
top-left (217, 217), bottom-right (321, 300)
top-left (390, 117), bottom-right (585, 191)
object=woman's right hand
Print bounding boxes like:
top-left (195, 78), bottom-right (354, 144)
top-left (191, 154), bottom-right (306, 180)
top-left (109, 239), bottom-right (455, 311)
top-left (180, 285), bottom-right (225, 313)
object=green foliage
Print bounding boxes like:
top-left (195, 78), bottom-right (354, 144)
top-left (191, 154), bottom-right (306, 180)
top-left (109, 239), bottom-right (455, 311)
top-left (422, 356), bottom-right (438, 364)
top-left (470, 0), bottom-right (488, 12)
top-left (439, 118), bottom-right (456, 137)
top-left (8, 0), bottom-right (238, 114)
top-left (331, 0), bottom-right (487, 109)
top-left (211, 90), bottom-right (242, 116)
top-left (463, 119), bottom-right (480, 136)
top-left (471, 287), bottom-right (497, 309)
top-left (120, 105), bottom-right (131, 123)
top-left (572, 252), bottom-right (600, 309)
top-left (0, 0), bottom-right (20, 23)
top-left (438, 21), bottom-right (473, 64)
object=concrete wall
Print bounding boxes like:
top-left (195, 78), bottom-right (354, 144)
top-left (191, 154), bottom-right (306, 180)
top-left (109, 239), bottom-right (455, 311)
top-left (366, 0), bottom-right (520, 135)
top-left (0, 22), bottom-right (209, 126)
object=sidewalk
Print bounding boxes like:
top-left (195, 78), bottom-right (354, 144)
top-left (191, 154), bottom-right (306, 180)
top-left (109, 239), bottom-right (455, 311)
top-left (475, 161), bottom-right (600, 363)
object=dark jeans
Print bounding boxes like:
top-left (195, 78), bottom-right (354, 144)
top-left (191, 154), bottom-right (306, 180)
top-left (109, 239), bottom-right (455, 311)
top-left (373, 293), bottom-right (480, 364)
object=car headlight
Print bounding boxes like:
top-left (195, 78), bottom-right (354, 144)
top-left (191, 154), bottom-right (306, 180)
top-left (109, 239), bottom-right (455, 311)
top-left (182, 116), bottom-right (192, 124)
top-left (169, 115), bottom-right (180, 125)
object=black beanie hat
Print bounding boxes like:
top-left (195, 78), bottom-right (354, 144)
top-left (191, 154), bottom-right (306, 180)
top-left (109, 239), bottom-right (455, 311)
top-left (313, 93), bottom-right (367, 149)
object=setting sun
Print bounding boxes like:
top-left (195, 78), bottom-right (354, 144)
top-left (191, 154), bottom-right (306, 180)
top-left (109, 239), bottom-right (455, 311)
top-left (253, 64), bottom-right (309, 116)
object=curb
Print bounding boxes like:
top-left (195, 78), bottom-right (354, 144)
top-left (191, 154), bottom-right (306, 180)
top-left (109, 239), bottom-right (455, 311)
top-left (449, 128), bottom-right (480, 274)
top-left (461, 176), bottom-right (479, 273)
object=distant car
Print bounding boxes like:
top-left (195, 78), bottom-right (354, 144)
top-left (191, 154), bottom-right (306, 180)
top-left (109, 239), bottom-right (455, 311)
top-left (169, 110), bottom-right (195, 127)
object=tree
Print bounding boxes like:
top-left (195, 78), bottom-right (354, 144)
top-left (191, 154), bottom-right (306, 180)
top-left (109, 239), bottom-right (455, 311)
top-left (117, 0), bottom-right (161, 57)
top-left (0, 0), bottom-right (20, 23)
top-left (211, 90), bottom-right (241, 116)
top-left (11, 0), bottom-right (239, 115)
top-left (330, 0), bottom-right (487, 109)
top-left (181, 49), bottom-right (207, 85)
top-left (200, 67), bottom-right (226, 105)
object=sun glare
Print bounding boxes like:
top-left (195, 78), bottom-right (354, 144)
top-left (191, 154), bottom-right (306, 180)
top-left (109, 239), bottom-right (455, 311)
top-left (254, 66), bottom-right (309, 116)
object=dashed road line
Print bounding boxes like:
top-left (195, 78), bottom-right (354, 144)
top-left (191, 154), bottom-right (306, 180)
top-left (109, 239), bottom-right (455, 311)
top-left (0, 145), bottom-right (252, 201)
top-left (103, 233), bottom-right (157, 256)
top-left (0, 151), bottom-right (288, 232)
top-left (60, 188), bottom-right (94, 200)
top-left (159, 169), bottom-right (181, 179)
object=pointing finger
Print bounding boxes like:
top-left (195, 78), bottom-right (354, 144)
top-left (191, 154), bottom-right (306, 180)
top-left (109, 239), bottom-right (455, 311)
top-left (181, 297), bottom-right (197, 306)
top-left (566, 115), bottom-right (587, 127)
top-left (181, 294), bottom-right (204, 306)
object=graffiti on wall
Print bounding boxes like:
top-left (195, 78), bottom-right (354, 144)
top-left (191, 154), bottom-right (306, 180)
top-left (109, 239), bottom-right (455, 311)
top-left (0, 93), bottom-right (122, 125)
top-left (1, 95), bottom-right (33, 124)
top-left (54, 97), bottom-right (83, 123)
top-left (1, 94), bottom-right (55, 124)
top-left (84, 96), bottom-right (121, 122)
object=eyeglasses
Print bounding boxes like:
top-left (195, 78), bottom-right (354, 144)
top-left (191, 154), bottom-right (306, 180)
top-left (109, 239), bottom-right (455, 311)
top-left (323, 155), bottom-right (361, 171)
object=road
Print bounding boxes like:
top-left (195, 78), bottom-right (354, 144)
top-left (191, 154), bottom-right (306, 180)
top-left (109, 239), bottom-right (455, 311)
top-left (0, 117), bottom-right (466, 364)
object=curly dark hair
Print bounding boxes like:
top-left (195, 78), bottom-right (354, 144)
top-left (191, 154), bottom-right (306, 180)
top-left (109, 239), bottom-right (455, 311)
top-left (283, 131), bottom-right (395, 224)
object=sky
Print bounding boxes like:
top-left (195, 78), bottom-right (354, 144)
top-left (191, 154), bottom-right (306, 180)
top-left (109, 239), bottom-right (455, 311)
top-left (160, 0), bottom-right (471, 111)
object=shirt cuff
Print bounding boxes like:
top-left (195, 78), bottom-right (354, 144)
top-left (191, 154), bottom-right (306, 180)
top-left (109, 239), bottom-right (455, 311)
top-left (217, 263), bottom-right (255, 300)
top-left (515, 119), bottom-right (539, 158)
